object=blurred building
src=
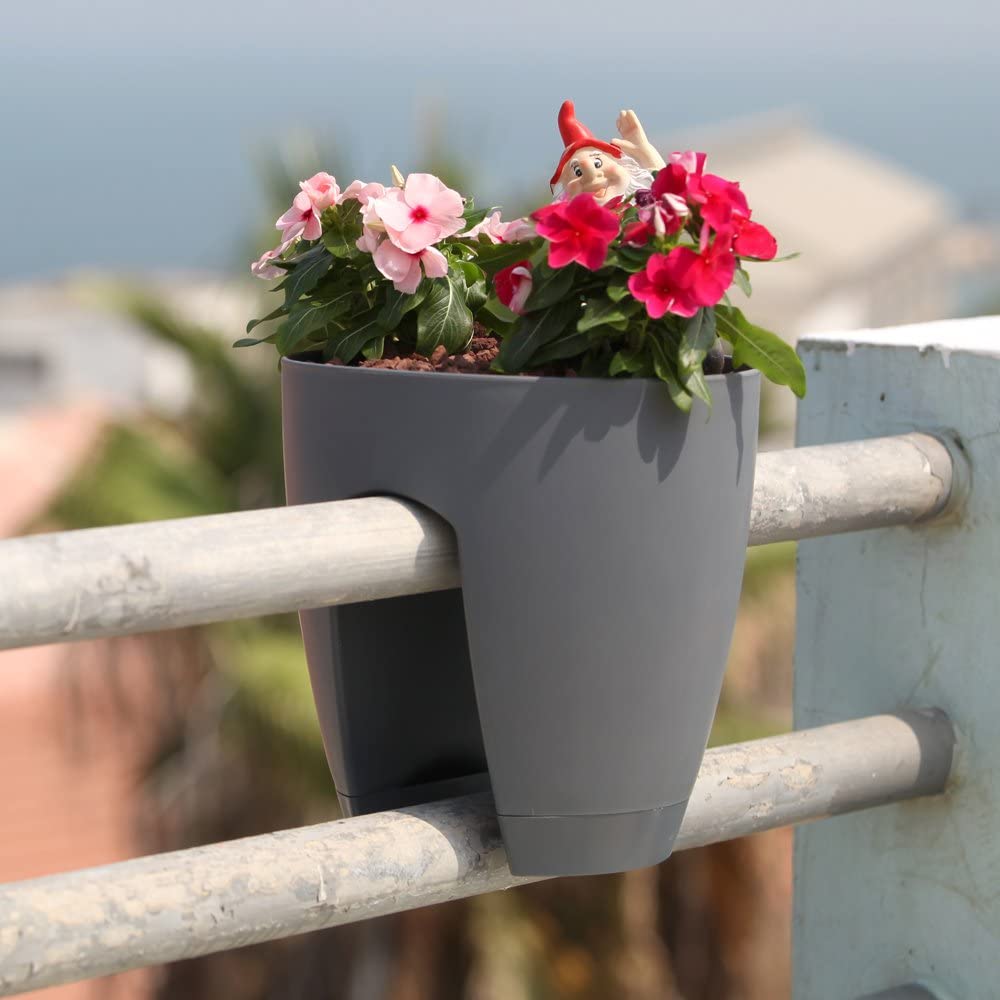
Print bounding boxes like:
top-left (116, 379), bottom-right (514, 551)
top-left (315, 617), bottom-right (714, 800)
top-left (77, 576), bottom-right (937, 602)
top-left (0, 403), bottom-right (160, 1000)
top-left (0, 275), bottom-right (254, 417)
top-left (660, 114), bottom-right (996, 339)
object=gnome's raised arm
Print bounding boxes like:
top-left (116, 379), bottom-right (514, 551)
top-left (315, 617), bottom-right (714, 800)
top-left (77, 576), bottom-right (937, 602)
top-left (612, 109), bottom-right (665, 171)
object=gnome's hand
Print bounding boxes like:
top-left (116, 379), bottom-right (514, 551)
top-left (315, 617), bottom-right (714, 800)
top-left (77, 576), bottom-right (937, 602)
top-left (612, 109), bottom-right (665, 171)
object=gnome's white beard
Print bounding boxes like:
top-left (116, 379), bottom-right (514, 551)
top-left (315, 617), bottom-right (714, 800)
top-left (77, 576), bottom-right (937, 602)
top-left (551, 154), bottom-right (654, 203)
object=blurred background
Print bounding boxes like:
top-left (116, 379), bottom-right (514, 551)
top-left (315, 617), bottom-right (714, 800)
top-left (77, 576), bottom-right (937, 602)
top-left (1, 2), bottom-right (998, 997)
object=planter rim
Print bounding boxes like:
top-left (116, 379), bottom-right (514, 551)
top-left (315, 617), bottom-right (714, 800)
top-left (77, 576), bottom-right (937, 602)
top-left (281, 355), bottom-right (760, 389)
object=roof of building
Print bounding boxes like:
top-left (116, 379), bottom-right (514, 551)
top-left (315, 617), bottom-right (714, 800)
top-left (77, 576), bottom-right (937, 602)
top-left (656, 113), bottom-right (954, 323)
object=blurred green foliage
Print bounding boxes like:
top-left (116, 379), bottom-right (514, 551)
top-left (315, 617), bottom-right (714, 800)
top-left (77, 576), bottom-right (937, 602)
top-left (48, 287), bottom-right (334, 803)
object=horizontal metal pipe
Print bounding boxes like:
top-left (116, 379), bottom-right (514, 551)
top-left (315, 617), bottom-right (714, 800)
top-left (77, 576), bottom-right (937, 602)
top-left (0, 433), bottom-right (961, 651)
top-left (0, 710), bottom-right (954, 996)
top-left (750, 431), bottom-right (963, 545)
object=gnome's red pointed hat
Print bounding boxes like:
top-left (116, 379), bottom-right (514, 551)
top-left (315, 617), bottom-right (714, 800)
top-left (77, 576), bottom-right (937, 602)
top-left (549, 100), bottom-right (623, 187)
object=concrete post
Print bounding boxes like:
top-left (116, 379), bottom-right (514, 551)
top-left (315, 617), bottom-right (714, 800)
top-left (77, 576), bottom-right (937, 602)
top-left (793, 316), bottom-right (1000, 999)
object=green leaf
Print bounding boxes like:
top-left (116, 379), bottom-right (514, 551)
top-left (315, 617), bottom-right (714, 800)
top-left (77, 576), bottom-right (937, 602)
top-left (415, 276), bottom-right (474, 355)
top-left (482, 293), bottom-right (518, 322)
top-left (473, 239), bottom-right (540, 278)
top-left (648, 336), bottom-right (693, 413)
top-left (453, 259), bottom-right (485, 287)
top-left (577, 296), bottom-right (637, 334)
top-left (377, 284), bottom-right (427, 331)
top-left (282, 244), bottom-right (333, 303)
top-left (746, 250), bottom-right (801, 263)
top-left (321, 200), bottom-right (363, 258)
top-left (362, 336), bottom-right (385, 360)
top-left (233, 333), bottom-right (277, 348)
top-left (452, 260), bottom-right (488, 313)
top-left (606, 273), bottom-right (631, 303)
top-left (605, 246), bottom-right (649, 273)
top-left (733, 267), bottom-right (752, 297)
top-left (715, 306), bottom-right (807, 397)
top-left (479, 295), bottom-right (519, 335)
top-left (277, 293), bottom-right (354, 356)
top-left (325, 319), bottom-right (385, 363)
top-left (609, 347), bottom-right (652, 377)
top-left (677, 308), bottom-right (717, 376)
top-left (675, 310), bottom-right (716, 411)
top-left (685, 368), bottom-right (713, 409)
top-left (523, 262), bottom-right (577, 312)
top-left (497, 298), bottom-right (580, 372)
top-left (460, 202), bottom-right (492, 229)
top-left (465, 278), bottom-right (488, 314)
top-left (530, 331), bottom-right (590, 366)
top-left (246, 304), bottom-right (288, 335)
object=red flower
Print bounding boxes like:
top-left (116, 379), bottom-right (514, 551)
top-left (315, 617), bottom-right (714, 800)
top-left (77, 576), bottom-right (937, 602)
top-left (623, 220), bottom-right (652, 247)
top-left (687, 173), bottom-right (750, 234)
top-left (494, 260), bottom-right (533, 315)
top-left (628, 239), bottom-right (736, 319)
top-left (732, 218), bottom-right (777, 260)
top-left (651, 150), bottom-right (707, 201)
top-left (679, 162), bottom-right (776, 259)
top-left (531, 193), bottom-right (620, 271)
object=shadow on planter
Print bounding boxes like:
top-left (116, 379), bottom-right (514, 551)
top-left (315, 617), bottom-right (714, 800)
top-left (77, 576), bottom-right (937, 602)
top-left (282, 360), bottom-right (760, 876)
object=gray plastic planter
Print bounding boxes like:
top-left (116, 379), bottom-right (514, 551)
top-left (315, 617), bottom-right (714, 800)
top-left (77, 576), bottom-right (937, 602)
top-left (281, 359), bottom-right (760, 876)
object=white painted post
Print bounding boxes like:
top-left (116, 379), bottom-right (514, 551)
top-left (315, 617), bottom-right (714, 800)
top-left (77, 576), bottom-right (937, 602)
top-left (793, 316), bottom-right (1000, 1000)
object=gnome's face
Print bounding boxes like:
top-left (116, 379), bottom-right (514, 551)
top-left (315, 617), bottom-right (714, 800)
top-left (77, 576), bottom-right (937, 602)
top-left (557, 147), bottom-right (630, 205)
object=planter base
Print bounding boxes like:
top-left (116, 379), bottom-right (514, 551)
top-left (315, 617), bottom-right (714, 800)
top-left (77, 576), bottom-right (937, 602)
top-left (500, 801), bottom-right (688, 877)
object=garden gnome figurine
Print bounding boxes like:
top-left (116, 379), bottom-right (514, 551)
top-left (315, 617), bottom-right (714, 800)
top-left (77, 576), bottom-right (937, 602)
top-left (550, 100), bottom-right (665, 204)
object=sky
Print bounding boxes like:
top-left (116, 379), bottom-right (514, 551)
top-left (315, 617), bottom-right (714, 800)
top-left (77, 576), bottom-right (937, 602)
top-left (2, 0), bottom-right (998, 281)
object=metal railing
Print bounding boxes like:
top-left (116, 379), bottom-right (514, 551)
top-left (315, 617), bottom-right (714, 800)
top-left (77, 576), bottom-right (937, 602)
top-left (0, 429), bottom-right (967, 996)
top-left (0, 432), bottom-right (963, 650)
top-left (0, 712), bottom-right (954, 995)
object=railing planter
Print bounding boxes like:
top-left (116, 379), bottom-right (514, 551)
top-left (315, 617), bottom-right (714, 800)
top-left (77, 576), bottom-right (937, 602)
top-left (281, 359), bottom-right (761, 876)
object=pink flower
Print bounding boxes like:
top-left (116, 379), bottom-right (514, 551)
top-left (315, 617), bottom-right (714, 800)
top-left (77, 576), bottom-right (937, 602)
top-left (368, 173), bottom-right (465, 253)
top-left (372, 239), bottom-right (448, 294)
top-left (463, 211), bottom-right (511, 244)
top-left (250, 235), bottom-right (297, 280)
top-left (499, 217), bottom-right (537, 243)
top-left (276, 191), bottom-right (322, 242)
top-left (531, 193), bottom-right (620, 271)
top-left (356, 225), bottom-right (381, 254)
top-left (338, 180), bottom-right (386, 208)
top-left (251, 247), bottom-right (285, 280)
top-left (733, 218), bottom-right (778, 260)
top-left (494, 260), bottom-right (533, 315)
top-left (628, 239), bottom-right (736, 319)
top-left (462, 212), bottom-right (536, 245)
top-left (355, 224), bottom-right (444, 294)
top-left (299, 172), bottom-right (340, 211)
